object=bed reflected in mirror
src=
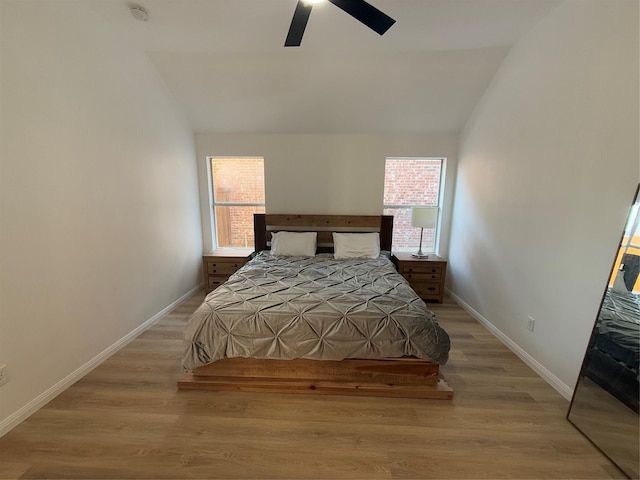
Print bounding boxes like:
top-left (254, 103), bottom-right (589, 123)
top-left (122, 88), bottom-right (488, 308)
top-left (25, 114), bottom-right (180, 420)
top-left (568, 184), bottom-right (640, 479)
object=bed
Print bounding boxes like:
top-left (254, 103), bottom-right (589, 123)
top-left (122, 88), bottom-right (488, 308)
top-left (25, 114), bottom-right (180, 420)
top-left (178, 214), bottom-right (453, 399)
top-left (585, 285), bottom-right (640, 412)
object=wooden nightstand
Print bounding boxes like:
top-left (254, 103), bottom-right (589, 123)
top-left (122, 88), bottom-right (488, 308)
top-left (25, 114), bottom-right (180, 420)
top-left (202, 249), bottom-right (252, 294)
top-left (393, 252), bottom-right (447, 303)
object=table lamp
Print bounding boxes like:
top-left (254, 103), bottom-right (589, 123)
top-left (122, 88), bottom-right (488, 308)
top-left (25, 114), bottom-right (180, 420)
top-left (411, 207), bottom-right (438, 258)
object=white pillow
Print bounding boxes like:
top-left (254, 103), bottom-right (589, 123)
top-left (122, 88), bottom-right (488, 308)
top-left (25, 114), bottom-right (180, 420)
top-left (270, 231), bottom-right (317, 257)
top-left (333, 232), bottom-right (380, 259)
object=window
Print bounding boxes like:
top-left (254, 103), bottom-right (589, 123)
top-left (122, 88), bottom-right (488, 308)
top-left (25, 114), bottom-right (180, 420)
top-left (383, 157), bottom-right (444, 253)
top-left (209, 157), bottom-right (265, 249)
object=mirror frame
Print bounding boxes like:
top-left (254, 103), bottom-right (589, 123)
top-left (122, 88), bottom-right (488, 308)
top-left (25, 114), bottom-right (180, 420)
top-left (567, 183), bottom-right (640, 478)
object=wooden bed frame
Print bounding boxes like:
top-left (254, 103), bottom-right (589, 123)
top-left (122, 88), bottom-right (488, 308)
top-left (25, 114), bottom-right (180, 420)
top-left (178, 214), bottom-right (452, 400)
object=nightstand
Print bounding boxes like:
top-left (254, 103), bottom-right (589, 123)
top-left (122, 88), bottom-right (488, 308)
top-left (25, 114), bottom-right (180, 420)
top-left (202, 249), bottom-right (252, 294)
top-left (393, 252), bottom-right (447, 303)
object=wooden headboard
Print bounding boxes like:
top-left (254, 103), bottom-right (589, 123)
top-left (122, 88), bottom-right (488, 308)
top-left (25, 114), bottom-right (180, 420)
top-left (254, 214), bottom-right (393, 253)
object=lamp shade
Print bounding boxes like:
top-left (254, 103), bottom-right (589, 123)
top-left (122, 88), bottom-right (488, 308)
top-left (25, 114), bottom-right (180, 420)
top-left (411, 207), bottom-right (438, 229)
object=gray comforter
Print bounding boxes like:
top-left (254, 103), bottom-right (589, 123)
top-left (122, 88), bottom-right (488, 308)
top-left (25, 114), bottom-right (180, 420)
top-left (182, 252), bottom-right (450, 370)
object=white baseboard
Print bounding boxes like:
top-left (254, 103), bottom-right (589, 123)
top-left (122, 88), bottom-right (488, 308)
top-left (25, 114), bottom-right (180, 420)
top-left (0, 283), bottom-right (203, 438)
top-left (445, 288), bottom-right (574, 401)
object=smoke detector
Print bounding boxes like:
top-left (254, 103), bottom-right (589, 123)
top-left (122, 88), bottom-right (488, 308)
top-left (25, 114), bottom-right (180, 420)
top-left (130, 5), bottom-right (149, 22)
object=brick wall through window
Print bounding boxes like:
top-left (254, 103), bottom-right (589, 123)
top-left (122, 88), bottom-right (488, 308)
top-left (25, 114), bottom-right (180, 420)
top-left (383, 158), bottom-right (443, 252)
top-left (211, 157), bottom-right (265, 248)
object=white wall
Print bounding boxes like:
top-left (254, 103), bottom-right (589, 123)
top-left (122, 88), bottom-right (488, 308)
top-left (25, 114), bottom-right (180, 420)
top-left (196, 133), bottom-right (459, 255)
top-left (449, 0), bottom-right (639, 395)
top-left (0, 1), bottom-right (202, 432)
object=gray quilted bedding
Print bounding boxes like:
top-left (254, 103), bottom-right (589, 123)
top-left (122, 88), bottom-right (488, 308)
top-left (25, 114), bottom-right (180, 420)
top-left (182, 252), bottom-right (450, 370)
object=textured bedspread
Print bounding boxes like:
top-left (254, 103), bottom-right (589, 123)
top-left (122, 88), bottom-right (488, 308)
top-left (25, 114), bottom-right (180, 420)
top-left (182, 252), bottom-right (450, 370)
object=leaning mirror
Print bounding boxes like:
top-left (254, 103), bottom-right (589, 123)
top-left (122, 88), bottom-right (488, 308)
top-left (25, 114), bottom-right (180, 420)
top-left (568, 184), bottom-right (640, 479)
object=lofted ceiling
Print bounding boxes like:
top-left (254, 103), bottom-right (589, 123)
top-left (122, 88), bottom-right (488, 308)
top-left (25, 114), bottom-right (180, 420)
top-left (88, 0), bottom-right (561, 134)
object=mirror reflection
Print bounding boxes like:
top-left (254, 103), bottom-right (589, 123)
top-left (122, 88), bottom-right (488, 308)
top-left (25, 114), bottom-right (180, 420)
top-left (568, 184), bottom-right (640, 479)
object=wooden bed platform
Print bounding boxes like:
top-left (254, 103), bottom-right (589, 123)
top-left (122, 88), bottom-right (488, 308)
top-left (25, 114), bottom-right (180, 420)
top-left (178, 214), bottom-right (452, 400)
top-left (178, 357), bottom-right (453, 400)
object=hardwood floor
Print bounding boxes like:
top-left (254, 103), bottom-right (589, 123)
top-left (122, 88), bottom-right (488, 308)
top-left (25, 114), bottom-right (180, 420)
top-left (0, 293), bottom-right (624, 479)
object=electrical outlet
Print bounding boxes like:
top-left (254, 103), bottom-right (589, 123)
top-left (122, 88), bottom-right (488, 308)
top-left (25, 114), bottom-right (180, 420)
top-left (0, 365), bottom-right (9, 386)
top-left (526, 317), bottom-right (535, 333)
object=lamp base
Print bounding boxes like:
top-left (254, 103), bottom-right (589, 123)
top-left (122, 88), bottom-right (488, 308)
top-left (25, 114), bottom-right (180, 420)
top-left (411, 253), bottom-right (430, 259)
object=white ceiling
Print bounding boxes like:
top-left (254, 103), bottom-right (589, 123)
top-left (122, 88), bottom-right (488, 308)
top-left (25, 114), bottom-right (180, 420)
top-left (89, 0), bottom-right (561, 134)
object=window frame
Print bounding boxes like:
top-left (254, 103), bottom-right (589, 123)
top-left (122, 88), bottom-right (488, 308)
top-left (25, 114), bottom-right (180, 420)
top-left (207, 156), bottom-right (266, 250)
top-left (382, 157), bottom-right (446, 254)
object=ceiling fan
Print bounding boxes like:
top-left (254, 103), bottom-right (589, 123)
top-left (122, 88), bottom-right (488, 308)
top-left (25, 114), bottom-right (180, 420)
top-left (285, 0), bottom-right (395, 47)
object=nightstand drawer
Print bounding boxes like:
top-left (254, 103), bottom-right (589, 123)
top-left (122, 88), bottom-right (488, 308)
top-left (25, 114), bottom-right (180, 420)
top-left (206, 262), bottom-right (245, 275)
top-left (411, 282), bottom-right (442, 298)
top-left (403, 272), bottom-right (442, 282)
top-left (400, 264), bottom-right (443, 275)
top-left (207, 276), bottom-right (227, 291)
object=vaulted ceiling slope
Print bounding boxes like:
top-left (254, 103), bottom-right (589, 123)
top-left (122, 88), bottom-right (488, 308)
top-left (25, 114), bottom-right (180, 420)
top-left (89, 0), bottom-right (560, 133)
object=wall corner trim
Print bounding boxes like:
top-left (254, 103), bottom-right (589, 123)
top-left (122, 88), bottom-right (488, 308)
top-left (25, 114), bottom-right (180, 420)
top-left (0, 283), bottom-right (203, 438)
top-left (445, 288), bottom-right (574, 401)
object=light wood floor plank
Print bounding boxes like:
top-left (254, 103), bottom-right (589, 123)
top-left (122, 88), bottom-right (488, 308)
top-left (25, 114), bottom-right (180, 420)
top-left (0, 293), bottom-right (623, 479)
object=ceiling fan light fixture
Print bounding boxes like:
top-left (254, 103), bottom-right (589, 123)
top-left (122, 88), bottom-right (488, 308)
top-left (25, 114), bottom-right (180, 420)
top-left (129, 5), bottom-right (150, 22)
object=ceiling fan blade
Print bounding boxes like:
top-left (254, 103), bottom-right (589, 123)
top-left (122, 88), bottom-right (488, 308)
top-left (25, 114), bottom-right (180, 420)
top-left (327, 0), bottom-right (395, 35)
top-left (285, 1), bottom-right (313, 47)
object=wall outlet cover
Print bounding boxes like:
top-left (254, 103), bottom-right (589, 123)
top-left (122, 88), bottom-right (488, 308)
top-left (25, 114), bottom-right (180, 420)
top-left (527, 317), bottom-right (535, 332)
